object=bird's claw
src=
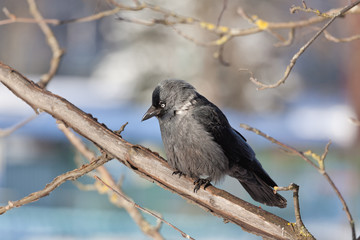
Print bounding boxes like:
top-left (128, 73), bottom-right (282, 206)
top-left (172, 170), bottom-right (186, 178)
top-left (193, 178), bottom-right (212, 193)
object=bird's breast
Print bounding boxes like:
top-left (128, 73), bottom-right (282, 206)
top-left (159, 114), bottom-right (229, 182)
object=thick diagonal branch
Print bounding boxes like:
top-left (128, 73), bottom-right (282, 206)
top-left (0, 62), bottom-right (300, 240)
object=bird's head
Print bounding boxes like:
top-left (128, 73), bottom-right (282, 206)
top-left (142, 79), bottom-right (196, 121)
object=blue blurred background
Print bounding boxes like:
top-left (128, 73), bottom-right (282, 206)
top-left (0, 0), bottom-right (359, 239)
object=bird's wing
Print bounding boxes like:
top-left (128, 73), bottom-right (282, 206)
top-left (232, 128), bottom-right (247, 142)
top-left (191, 94), bottom-right (277, 187)
top-left (191, 95), bottom-right (255, 166)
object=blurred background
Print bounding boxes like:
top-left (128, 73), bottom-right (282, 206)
top-left (0, 0), bottom-right (359, 239)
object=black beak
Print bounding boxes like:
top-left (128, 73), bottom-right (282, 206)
top-left (142, 105), bottom-right (161, 121)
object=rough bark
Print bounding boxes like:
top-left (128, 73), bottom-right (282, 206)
top-left (0, 62), bottom-right (302, 240)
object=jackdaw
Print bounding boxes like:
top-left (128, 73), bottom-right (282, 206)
top-left (142, 79), bottom-right (287, 208)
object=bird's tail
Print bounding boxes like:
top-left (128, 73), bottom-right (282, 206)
top-left (238, 176), bottom-right (287, 208)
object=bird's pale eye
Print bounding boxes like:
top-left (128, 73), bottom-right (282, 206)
top-left (160, 102), bottom-right (166, 108)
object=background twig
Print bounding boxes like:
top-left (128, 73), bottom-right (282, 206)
top-left (0, 152), bottom-right (113, 215)
top-left (276, 184), bottom-right (314, 239)
top-left (27, 0), bottom-right (64, 88)
top-left (240, 123), bottom-right (356, 239)
top-left (249, 0), bottom-right (360, 90)
top-left (0, 114), bottom-right (37, 137)
top-left (95, 176), bottom-right (194, 240)
top-left (57, 122), bottom-right (164, 240)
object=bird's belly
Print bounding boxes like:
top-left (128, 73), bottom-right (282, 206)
top-left (160, 119), bottom-right (228, 182)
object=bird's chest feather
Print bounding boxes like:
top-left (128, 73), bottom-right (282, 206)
top-left (159, 112), bottom-right (229, 181)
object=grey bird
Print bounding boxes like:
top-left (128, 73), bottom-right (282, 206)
top-left (142, 79), bottom-right (287, 208)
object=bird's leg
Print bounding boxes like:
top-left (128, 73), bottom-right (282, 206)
top-left (193, 177), bottom-right (212, 193)
top-left (172, 170), bottom-right (186, 178)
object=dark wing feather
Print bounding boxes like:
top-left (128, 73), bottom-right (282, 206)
top-left (192, 95), bottom-right (257, 167)
top-left (191, 94), bottom-right (277, 187)
top-left (233, 128), bottom-right (247, 142)
top-left (191, 93), bottom-right (287, 208)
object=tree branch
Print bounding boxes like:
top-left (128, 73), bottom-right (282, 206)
top-left (57, 122), bottom-right (165, 240)
top-left (323, 30), bottom-right (360, 43)
top-left (0, 152), bottom-right (113, 215)
top-left (27, 0), bottom-right (64, 88)
top-left (0, 62), bottom-right (301, 239)
top-left (0, 7), bottom-right (59, 25)
top-left (249, 0), bottom-right (360, 90)
top-left (0, 114), bottom-right (37, 137)
top-left (95, 175), bottom-right (193, 240)
top-left (276, 184), bottom-right (314, 239)
top-left (240, 124), bottom-right (356, 240)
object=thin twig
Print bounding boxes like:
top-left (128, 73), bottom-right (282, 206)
top-left (237, 8), bottom-right (285, 43)
top-left (0, 153), bottom-right (113, 215)
top-left (0, 0), bottom-right (65, 135)
top-left (322, 171), bottom-right (356, 239)
top-left (0, 7), bottom-right (60, 25)
top-left (239, 124), bottom-right (319, 169)
top-left (114, 122), bottom-right (128, 137)
top-left (57, 121), bottom-right (164, 240)
top-left (59, 6), bottom-right (123, 25)
top-left (1, 1), bottom-right (359, 50)
top-left (215, 0), bottom-right (230, 67)
top-left (170, 25), bottom-right (210, 46)
top-left (27, 0), bottom-right (64, 88)
top-left (323, 30), bottom-right (360, 43)
top-left (0, 114), bottom-right (37, 137)
top-left (110, 0), bottom-right (360, 51)
top-left (275, 183), bottom-right (314, 239)
top-left (95, 175), bottom-right (195, 240)
top-left (274, 28), bottom-right (295, 47)
top-left (240, 123), bottom-right (356, 239)
top-left (0, 4), bottom-right (124, 27)
top-left (249, 0), bottom-right (360, 90)
top-left (290, 0), bottom-right (332, 17)
top-left (216, 0), bottom-right (228, 26)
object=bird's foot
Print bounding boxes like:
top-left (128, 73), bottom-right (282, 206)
top-left (172, 170), bottom-right (186, 178)
top-left (193, 178), bottom-right (212, 193)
